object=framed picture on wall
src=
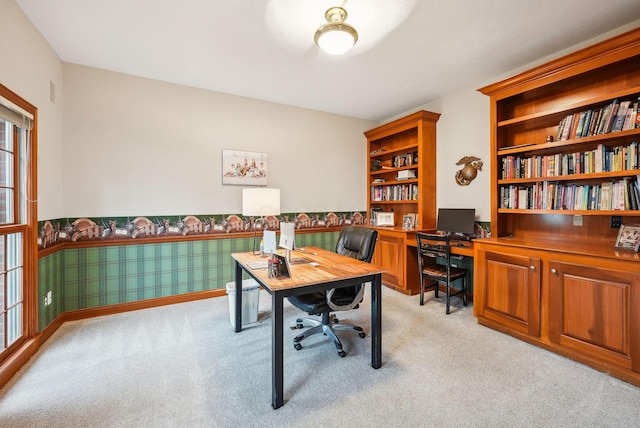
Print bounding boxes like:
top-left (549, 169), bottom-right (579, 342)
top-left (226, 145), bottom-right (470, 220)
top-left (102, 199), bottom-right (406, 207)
top-left (222, 149), bottom-right (268, 186)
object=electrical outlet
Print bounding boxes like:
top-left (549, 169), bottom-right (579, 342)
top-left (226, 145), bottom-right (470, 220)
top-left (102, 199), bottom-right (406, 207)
top-left (611, 215), bottom-right (622, 228)
top-left (44, 291), bottom-right (52, 306)
top-left (573, 215), bottom-right (583, 226)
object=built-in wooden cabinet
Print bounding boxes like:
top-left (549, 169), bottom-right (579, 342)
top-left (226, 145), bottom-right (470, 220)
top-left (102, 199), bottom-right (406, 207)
top-left (365, 110), bottom-right (440, 294)
top-left (475, 28), bottom-right (640, 387)
top-left (371, 230), bottom-right (405, 287)
top-left (474, 247), bottom-right (541, 337)
top-left (548, 260), bottom-right (640, 374)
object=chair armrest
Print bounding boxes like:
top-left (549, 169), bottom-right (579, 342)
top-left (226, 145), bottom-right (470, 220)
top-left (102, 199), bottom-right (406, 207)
top-left (326, 285), bottom-right (366, 311)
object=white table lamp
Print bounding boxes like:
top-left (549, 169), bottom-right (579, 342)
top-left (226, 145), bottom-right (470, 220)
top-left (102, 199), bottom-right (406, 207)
top-left (242, 188), bottom-right (281, 255)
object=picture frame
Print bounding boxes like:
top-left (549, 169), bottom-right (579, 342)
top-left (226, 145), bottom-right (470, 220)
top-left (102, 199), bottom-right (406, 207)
top-left (222, 149), bottom-right (268, 186)
top-left (402, 213), bottom-right (416, 230)
top-left (376, 212), bottom-right (395, 227)
top-left (614, 224), bottom-right (640, 252)
top-left (275, 253), bottom-right (291, 278)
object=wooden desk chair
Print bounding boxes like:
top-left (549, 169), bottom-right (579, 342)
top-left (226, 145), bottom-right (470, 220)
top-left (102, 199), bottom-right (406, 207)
top-left (416, 231), bottom-right (468, 314)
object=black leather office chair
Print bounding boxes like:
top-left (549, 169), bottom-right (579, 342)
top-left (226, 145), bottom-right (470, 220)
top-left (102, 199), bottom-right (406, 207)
top-left (288, 226), bottom-right (378, 357)
top-left (416, 231), bottom-right (468, 314)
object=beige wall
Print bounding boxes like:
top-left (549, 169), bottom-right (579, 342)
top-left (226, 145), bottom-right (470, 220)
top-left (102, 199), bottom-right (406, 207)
top-left (423, 89), bottom-right (491, 221)
top-left (62, 64), bottom-right (376, 217)
top-left (0, 0), bottom-right (65, 220)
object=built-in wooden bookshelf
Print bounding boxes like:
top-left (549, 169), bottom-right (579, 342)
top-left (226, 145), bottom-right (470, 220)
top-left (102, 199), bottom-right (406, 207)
top-left (475, 28), bottom-right (640, 388)
top-left (364, 110), bottom-right (440, 294)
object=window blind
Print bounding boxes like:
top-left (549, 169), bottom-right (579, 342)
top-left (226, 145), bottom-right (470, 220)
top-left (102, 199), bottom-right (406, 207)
top-left (0, 99), bottom-right (33, 130)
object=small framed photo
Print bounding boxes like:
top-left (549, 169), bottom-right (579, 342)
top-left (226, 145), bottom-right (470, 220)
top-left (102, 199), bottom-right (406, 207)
top-left (614, 224), bottom-right (640, 252)
top-left (376, 212), bottom-right (395, 227)
top-left (402, 213), bottom-right (416, 230)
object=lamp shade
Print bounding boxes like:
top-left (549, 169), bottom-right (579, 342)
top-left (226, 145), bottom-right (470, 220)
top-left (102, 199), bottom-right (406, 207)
top-left (242, 188), bottom-right (281, 217)
top-left (314, 6), bottom-right (358, 56)
top-left (316, 28), bottom-right (357, 55)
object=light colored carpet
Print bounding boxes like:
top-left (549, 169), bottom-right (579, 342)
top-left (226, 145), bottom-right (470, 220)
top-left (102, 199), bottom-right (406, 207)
top-left (1, 287), bottom-right (639, 427)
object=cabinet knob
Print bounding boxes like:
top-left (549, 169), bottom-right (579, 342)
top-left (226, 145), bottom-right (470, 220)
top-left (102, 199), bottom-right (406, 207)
top-left (530, 265), bottom-right (535, 270)
top-left (551, 268), bottom-right (557, 274)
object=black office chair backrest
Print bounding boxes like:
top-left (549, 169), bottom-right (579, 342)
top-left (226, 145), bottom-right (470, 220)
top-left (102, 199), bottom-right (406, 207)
top-left (335, 226), bottom-right (378, 263)
top-left (326, 226), bottom-right (378, 310)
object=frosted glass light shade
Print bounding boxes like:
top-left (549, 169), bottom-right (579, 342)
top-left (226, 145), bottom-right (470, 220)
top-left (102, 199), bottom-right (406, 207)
top-left (242, 188), bottom-right (281, 217)
top-left (316, 28), bottom-right (357, 55)
top-left (314, 6), bottom-right (358, 55)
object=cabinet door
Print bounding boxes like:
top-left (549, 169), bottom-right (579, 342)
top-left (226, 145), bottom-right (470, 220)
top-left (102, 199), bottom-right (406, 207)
top-left (476, 250), bottom-right (541, 336)
top-left (549, 261), bottom-right (640, 373)
top-left (373, 232), bottom-right (404, 289)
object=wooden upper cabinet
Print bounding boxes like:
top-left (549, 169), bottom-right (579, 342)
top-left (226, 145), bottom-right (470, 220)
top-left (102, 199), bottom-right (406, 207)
top-left (478, 28), bottom-right (640, 242)
top-left (365, 111), bottom-right (440, 295)
top-left (365, 110), bottom-right (440, 231)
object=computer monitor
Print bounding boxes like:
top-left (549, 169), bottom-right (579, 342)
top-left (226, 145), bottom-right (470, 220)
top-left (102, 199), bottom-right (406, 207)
top-left (279, 222), bottom-right (295, 251)
top-left (436, 208), bottom-right (476, 236)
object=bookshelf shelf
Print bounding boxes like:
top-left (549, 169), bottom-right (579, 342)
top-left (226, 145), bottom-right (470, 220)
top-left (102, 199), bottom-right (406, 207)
top-left (499, 170), bottom-right (640, 184)
top-left (497, 85), bottom-right (640, 128)
top-left (370, 144), bottom-right (418, 158)
top-left (497, 128), bottom-right (640, 155)
top-left (364, 110), bottom-right (440, 294)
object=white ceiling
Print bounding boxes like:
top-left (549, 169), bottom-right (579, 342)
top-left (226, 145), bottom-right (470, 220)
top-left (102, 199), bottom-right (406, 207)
top-left (15, 0), bottom-right (640, 122)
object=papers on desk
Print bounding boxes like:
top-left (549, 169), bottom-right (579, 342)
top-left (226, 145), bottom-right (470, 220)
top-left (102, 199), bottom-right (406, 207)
top-left (246, 260), bottom-right (268, 270)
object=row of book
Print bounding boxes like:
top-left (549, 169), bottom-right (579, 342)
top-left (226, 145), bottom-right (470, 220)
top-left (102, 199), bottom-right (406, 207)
top-left (556, 97), bottom-right (640, 141)
top-left (371, 184), bottom-right (418, 202)
top-left (501, 141), bottom-right (639, 179)
top-left (499, 177), bottom-right (640, 211)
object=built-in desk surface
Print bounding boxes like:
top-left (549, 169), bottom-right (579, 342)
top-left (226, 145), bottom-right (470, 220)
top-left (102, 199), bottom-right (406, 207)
top-left (404, 232), bottom-right (474, 257)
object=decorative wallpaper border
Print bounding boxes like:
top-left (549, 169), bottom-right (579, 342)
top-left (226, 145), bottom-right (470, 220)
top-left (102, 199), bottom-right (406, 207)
top-left (38, 211), bottom-right (366, 250)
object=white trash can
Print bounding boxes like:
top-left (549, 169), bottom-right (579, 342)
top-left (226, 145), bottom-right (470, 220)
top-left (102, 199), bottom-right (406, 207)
top-left (226, 279), bottom-right (260, 327)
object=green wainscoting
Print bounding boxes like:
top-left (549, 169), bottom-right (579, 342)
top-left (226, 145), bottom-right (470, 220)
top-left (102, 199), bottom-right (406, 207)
top-left (38, 249), bottom-right (64, 331)
top-left (37, 231), bottom-right (340, 332)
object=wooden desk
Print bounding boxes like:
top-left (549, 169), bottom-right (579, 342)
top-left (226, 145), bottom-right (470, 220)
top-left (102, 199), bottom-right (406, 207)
top-left (450, 242), bottom-right (474, 257)
top-left (405, 236), bottom-right (475, 298)
top-left (405, 234), bottom-right (474, 256)
top-left (231, 247), bottom-right (385, 409)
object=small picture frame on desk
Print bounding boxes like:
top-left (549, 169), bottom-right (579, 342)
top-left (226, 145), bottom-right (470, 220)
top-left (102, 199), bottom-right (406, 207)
top-left (614, 224), bottom-right (640, 252)
top-left (376, 212), bottom-right (395, 227)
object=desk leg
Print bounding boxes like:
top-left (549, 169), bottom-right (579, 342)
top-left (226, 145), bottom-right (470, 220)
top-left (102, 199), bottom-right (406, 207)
top-left (234, 261), bottom-right (243, 333)
top-left (371, 274), bottom-right (382, 369)
top-left (272, 291), bottom-right (284, 409)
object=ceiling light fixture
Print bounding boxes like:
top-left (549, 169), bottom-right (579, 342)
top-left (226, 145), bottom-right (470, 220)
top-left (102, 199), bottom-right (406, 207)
top-left (314, 6), bottom-right (358, 55)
